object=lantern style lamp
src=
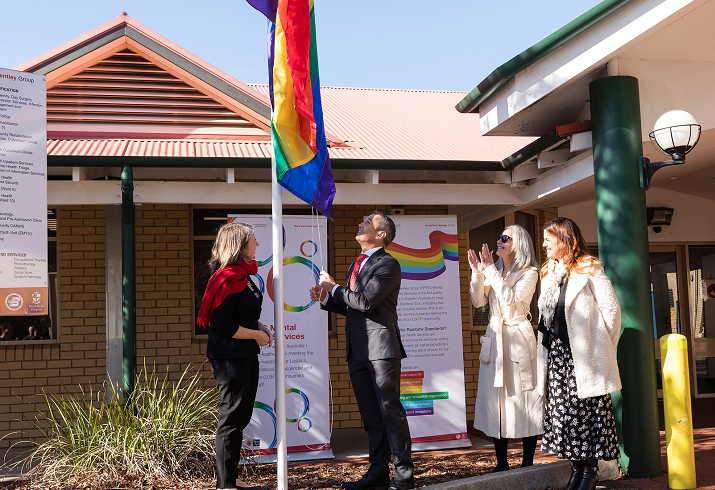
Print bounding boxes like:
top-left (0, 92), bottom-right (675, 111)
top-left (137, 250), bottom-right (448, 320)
top-left (640, 110), bottom-right (701, 188)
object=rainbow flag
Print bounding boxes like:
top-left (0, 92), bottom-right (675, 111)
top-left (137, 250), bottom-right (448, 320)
top-left (387, 231), bottom-right (459, 280)
top-left (246, 0), bottom-right (336, 218)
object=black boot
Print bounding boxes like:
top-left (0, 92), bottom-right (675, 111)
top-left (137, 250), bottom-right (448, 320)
top-left (563, 460), bottom-right (585, 490)
top-left (521, 436), bottom-right (538, 467)
top-left (492, 437), bottom-right (510, 472)
top-left (576, 458), bottom-right (599, 490)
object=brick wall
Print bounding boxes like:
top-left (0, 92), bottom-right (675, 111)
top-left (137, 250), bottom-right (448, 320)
top-left (0, 206), bottom-right (107, 448)
top-left (134, 204), bottom-right (201, 377)
top-left (1, 204), bottom-right (557, 447)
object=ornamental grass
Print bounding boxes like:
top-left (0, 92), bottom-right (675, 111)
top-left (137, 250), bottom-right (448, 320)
top-left (9, 363), bottom-right (219, 485)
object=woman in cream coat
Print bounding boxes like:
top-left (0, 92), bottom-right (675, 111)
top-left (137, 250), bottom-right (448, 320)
top-left (469, 224), bottom-right (542, 472)
top-left (537, 217), bottom-right (621, 490)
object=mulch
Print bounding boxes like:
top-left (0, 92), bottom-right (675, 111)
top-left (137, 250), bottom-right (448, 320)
top-left (2, 451), bottom-right (548, 490)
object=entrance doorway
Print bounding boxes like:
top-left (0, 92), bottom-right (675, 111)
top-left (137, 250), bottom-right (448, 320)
top-left (688, 246), bottom-right (715, 397)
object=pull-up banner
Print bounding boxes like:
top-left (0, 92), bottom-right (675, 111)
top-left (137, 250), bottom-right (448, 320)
top-left (387, 215), bottom-right (469, 450)
top-left (0, 68), bottom-right (47, 316)
top-left (228, 215), bottom-right (332, 462)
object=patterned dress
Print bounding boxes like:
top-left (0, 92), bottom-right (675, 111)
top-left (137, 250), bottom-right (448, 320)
top-left (541, 282), bottom-right (620, 460)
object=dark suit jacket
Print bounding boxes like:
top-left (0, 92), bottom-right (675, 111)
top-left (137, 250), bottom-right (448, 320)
top-left (323, 248), bottom-right (406, 362)
top-left (206, 277), bottom-right (263, 360)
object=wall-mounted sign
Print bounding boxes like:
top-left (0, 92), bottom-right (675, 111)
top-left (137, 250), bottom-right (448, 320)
top-left (0, 68), bottom-right (47, 316)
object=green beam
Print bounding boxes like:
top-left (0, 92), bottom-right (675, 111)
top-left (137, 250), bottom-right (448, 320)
top-left (589, 76), bottom-right (661, 478)
top-left (121, 166), bottom-right (136, 400)
top-left (46, 155), bottom-right (505, 171)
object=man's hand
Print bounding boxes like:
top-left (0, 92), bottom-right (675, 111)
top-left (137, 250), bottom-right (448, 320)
top-left (310, 285), bottom-right (327, 302)
top-left (258, 321), bottom-right (274, 347)
top-left (319, 271), bottom-right (337, 290)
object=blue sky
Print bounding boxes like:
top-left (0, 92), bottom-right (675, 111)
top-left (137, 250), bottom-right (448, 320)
top-left (1, 0), bottom-right (601, 91)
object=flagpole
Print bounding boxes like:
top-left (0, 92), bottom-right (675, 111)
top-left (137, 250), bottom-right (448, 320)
top-left (272, 149), bottom-right (288, 490)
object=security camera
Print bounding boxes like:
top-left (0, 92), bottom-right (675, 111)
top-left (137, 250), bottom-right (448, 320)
top-left (652, 226), bottom-right (662, 233)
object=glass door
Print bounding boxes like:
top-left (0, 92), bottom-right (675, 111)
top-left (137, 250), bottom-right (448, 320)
top-left (650, 250), bottom-right (683, 397)
top-left (688, 246), bottom-right (715, 397)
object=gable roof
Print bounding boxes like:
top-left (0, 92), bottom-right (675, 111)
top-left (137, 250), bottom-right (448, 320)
top-left (24, 14), bottom-right (533, 166)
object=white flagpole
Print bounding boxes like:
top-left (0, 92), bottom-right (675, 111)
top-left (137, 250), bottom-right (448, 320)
top-left (271, 150), bottom-right (288, 489)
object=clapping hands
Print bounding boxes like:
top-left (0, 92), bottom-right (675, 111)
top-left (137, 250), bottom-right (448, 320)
top-left (467, 243), bottom-right (494, 274)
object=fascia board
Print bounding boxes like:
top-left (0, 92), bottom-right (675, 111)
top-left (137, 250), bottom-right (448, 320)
top-left (479, 0), bottom-right (700, 136)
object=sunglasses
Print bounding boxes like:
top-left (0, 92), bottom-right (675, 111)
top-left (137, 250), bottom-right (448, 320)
top-left (497, 235), bottom-right (512, 243)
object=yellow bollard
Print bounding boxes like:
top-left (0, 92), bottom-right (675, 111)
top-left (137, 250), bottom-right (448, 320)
top-left (660, 333), bottom-right (697, 489)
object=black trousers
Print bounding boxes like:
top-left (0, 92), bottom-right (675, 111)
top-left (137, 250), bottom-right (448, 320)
top-left (210, 357), bottom-right (260, 489)
top-left (348, 357), bottom-right (414, 482)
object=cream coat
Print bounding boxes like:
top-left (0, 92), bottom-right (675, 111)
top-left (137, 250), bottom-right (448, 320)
top-left (536, 264), bottom-right (622, 399)
top-left (470, 264), bottom-right (543, 439)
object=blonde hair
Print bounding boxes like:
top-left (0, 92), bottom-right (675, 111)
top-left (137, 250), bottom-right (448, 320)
top-left (541, 217), bottom-right (599, 277)
top-left (208, 221), bottom-right (254, 272)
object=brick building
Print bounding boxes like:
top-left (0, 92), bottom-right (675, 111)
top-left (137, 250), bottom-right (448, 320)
top-left (0, 14), bottom-right (558, 448)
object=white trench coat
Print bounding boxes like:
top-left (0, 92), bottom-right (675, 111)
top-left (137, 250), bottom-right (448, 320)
top-left (470, 264), bottom-right (543, 439)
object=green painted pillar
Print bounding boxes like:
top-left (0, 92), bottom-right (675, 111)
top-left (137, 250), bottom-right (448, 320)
top-left (121, 166), bottom-right (136, 400)
top-left (589, 76), bottom-right (661, 478)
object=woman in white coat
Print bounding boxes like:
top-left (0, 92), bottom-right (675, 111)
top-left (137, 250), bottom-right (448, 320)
top-left (469, 224), bottom-right (542, 472)
top-left (537, 218), bottom-right (621, 490)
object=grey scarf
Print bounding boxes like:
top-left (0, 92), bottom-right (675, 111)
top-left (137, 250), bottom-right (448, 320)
top-left (537, 259), bottom-right (567, 328)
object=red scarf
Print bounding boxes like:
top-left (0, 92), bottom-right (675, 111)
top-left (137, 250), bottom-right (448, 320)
top-left (197, 260), bottom-right (258, 328)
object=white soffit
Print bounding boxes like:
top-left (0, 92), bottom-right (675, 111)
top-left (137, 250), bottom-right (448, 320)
top-left (479, 0), bottom-right (702, 136)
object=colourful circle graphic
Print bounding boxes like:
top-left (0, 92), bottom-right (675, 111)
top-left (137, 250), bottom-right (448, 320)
top-left (297, 417), bottom-right (312, 432)
top-left (254, 273), bottom-right (265, 294)
top-left (300, 240), bottom-right (318, 258)
top-left (253, 401), bottom-right (278, 449)
top-left (273, 388), bottom-right (310, 423)
top-left (267, 257), bottom-right (320, 312)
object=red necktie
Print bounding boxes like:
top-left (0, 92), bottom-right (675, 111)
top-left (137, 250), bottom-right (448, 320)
top-left (349, 254), bottom-right (368, 291)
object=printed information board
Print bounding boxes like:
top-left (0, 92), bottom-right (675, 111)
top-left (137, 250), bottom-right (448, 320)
top-left (0, 68), bottom-right (48, 316)
top-left (387, 215), bottom-right (469, 450)
top-left (228, 215), bottom-right (332, 461)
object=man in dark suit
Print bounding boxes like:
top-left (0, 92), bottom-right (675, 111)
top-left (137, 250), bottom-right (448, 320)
top-left (310, 212), bottom-right (414, 490)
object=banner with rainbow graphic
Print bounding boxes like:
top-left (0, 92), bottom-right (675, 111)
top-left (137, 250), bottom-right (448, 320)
top-left (387, 216), bottom-right (469, 450)
top-left (229, 215), bottom-right (332, 462)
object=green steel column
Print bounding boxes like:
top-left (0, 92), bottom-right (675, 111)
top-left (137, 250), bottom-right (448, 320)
top-left (121, 166), bottom-right (136, 399)
top-left (589, 76), bottom-right (661, 478)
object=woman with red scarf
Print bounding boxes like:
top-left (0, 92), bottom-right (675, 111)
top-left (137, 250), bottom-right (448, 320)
top-left (198, 222), bottom-right (273, 490)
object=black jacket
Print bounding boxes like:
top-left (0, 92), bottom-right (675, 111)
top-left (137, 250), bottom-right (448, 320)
top-left (323, 248), bottom-right (406, 361)
top-left (206, 277), bottom-right (263, 359)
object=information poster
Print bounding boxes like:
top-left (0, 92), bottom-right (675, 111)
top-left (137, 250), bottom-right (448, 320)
top-left (0, 68), bottom-right (47, 316)
top-left (229, 215), bottom-right (332, 461)
top-left (387, 215), bottom-right (469, 450)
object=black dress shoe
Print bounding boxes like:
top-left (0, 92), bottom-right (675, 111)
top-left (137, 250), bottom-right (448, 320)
top-left (388, 478), bottom-right (415, 490)
top-left (342, 474), bottom-right (389, 490)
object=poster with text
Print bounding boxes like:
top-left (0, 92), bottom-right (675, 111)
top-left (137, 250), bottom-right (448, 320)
top-left (387, 215), bottom-right (469, 450)
top-left (229, 215), bottom-right (332, 461)
top-left (0, 68), bottom-right (48, 316)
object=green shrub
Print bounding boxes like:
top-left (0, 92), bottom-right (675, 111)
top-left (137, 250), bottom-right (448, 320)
top-left (18, 364), bottom-right (218, 483)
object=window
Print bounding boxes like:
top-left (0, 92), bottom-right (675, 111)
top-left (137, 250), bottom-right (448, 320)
top-left (0, 209), bottom-right (58, 343)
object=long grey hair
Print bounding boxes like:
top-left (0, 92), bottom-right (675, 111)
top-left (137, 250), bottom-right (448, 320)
top-left (495, 224), bottom-right (538, 276)
top-left (208, 221), bottom-right (254, 272)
